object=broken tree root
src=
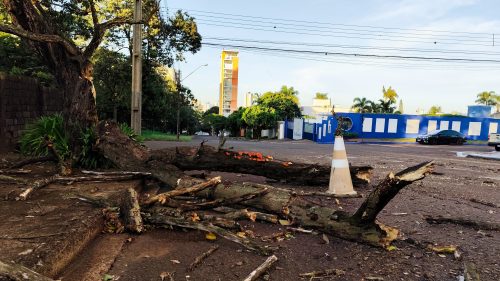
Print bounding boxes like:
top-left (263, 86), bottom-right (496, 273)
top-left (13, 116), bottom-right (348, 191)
top-left (187, 245), bottom-right (219, 272)
top-left (243, 255), bottom-right (278, 281)
top-left (425, 215), bottom-right (500, 231)
top-left (0, 260), bottom-right (54, 281)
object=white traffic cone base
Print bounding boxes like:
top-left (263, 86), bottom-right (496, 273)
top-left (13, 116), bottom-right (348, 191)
top-left (327, 136), bottom-right (357, 195)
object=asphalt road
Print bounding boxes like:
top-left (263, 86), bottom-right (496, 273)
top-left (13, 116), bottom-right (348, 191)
top-left (146, 136), bottom-right (499, 170)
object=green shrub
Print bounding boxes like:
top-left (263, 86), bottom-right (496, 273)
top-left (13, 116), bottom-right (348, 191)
top-left (20, 114), bottom-right (70, 159)
top-left (78, 127), bottom-right (113, 169)
top-left (119, 123), bottom-right (144, 143)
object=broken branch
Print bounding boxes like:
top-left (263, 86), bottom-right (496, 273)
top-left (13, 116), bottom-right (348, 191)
top-left (144, 176), bottom-right (222, 206)
top-left (242, 255), bottom-right (278, 281)
top-left (187, 245), bottom-right (219, 272)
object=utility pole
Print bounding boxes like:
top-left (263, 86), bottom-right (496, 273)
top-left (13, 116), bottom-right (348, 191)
top-left (131, 0), bottom-right (142, 134)
top-left (176, 69), bottom-right (182, 141)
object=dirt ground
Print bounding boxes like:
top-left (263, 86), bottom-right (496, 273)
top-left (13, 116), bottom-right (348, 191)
top-left (1, 138), bottom-right (499, 281)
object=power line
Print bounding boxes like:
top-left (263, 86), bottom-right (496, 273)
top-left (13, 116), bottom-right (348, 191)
top-left (192, 15), bottom-right (493, 43)
top-left (197, 22), bottom-right (497, 48)
top-left (203, 45), bottom-right (496, 71)
top-left (176, 8), bottom-right (498, 37)
top-left (204, 36), bottom-right (500, 57)
top-left (202, 42), bottom-right (500, 63)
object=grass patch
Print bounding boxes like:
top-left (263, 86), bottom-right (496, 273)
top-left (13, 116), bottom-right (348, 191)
top-left (142, 130), bottom-right (192, 141)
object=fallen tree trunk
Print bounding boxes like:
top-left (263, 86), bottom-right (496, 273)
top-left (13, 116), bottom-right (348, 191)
top-left (153, 145), bottom-right (373, 186)
top-left (96, 122), bottom-right (434, 249)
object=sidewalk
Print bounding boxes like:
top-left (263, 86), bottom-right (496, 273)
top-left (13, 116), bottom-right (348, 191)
top-left (457, 151), bottom-right (500, 161)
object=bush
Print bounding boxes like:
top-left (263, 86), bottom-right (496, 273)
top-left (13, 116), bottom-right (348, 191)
top-left (19, 115), bottom-right (122, 169)
top-left (78, 126), bottom-right (113, 169)
top-left (119, 123), bottom-right (144, 143)
top-left (20, 114), bottom-right (70, 159)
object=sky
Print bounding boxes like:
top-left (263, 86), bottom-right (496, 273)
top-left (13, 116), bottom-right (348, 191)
top-left (162, 0), bottom-right (500, 114)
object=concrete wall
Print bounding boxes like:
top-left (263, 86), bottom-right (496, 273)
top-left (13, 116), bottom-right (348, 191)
top-left (0, 73), bottom-right (63, 150)
top-left (291, 113), bottom-right (500, 143)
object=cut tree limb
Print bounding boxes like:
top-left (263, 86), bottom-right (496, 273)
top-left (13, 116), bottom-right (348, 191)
top-left (187, 245), bottom-right (219, 272)
top-left (143, 176), bottom-right (222, 206)
top-left (179, 186), bottom-right (269, 211)
top-left (242, 255), bottom-right (278, 281)
top-left (120, 188), bottom-right (144, 233)
top-left (0, 260), bottom-right (54, 281)
top-left (153, 145), bottom-right (373, 186)
top-left (351, 161), bottom-right (434, 225)
top-left (17, 174), bottom-right (145, 200)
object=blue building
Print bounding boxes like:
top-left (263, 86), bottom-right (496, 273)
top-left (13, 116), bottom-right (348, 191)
top-left (286, 113), bottom-right (500, 143)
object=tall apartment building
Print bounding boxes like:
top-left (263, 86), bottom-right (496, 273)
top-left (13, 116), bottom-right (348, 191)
top-left (219, 50), bottom-right (239, 116)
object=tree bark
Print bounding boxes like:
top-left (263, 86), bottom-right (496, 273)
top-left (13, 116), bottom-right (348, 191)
top-left (0, 260), bottom-right (54, 281)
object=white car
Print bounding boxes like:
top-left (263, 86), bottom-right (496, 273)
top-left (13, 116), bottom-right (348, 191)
top-left (488, 133), bottom-right (500, 151)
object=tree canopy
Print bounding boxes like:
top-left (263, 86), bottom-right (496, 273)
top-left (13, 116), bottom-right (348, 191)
top-left (427, 105), bottom-right (442, 115)
top-left (315, 92), bottom-right (328, 100)
top-left (256, 85), bottom-right (301, 121)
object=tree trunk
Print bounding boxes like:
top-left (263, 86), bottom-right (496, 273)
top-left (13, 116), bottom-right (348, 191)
top-left (176, 106), bottom-right (181, 140)
top-left (153, 145), bottom-right (372, 186)
top-left (4, 0), bottom-right (99, 161)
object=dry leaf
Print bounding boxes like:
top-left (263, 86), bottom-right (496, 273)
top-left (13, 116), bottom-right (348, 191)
top-left (322, 234), bottom-right (330, 244)
top-left (237, 231), bottom-right (246, 238)
top-left (430, 245), bottom-right (456, 254)
top-left (160, 272), bottom-right (168, 281)
top-left (247, 212), bottom-right (257, 222)
top-left (279, 219), bottom-right (291, 226)
top-left (190, 212), bottom-right (200, 222)
top-left (205, 232), bottom-right (217, 240)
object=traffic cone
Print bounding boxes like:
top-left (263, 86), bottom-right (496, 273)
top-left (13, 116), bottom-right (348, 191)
top-left (327, 136), bottom-right (357, 195)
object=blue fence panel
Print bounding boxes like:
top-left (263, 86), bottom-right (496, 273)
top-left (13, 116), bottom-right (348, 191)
top-left (287, 114), bottom-right (499, 142)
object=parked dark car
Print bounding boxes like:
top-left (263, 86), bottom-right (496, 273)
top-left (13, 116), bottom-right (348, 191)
top-left (416, 130), bottom-right (466, 145)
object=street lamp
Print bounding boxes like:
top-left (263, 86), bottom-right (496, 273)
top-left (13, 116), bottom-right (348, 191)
top-left (181, 64), bottom-right (208, 82)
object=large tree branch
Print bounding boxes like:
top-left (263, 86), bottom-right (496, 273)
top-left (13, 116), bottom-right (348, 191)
top-left (88, 0), bottom-right (99, 28)
top-left (0, 23), bottom-right (80, 56)
top-left (83, 17), bottom-right (138, 59)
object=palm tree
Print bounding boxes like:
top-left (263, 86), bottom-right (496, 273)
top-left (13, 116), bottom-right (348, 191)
top-left (351, 97), bottom-right (371, 113)
top-left (382, 86), bottom-right (398, 103)
top-left (368, 100), bottom-right (381, 113)
top-left (378, 99), bottom-right (396, 113)
top-left (475, 91), bottom-right (497, 106)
